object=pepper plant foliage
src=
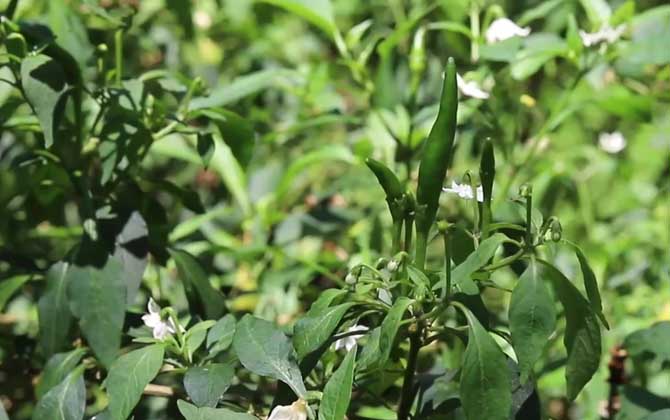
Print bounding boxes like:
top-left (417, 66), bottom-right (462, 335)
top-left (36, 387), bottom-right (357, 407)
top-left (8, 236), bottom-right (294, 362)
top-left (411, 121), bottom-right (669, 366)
top-left (7, 0), bottom-right (660, 419)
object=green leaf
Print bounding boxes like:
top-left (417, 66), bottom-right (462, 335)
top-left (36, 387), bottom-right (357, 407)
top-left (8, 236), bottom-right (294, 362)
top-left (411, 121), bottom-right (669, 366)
top-left (275, 145), bottom-right (355, 202)
top-left (105, 344), bottom-right (165, 420)
top-left (293, 302), bottom-right (356, 359)
top-left (67, 259), bottom-right (126, 367)
top-left (259, 0), bottom-right (336, 38)
top-left (446, 233), bottom-right (506, 295)
top-left (201, 108), bottom-right (256, 169)
top-left (376, 297), bottom-right (412, 369)
top-left (618, 386), bottom-right (670, 420)
top-left (20, 54), bottom-right (68, 147)
top-left (36, 348), bottom-right (87, 399)
top-left (564, 240), bottom-right (609, 329)
top-left (197, 133), bottom-right (216, 168)
top-left (0, 274), bottom-right (31, 311)
top-left (642, 410), bottom-right (670, 420)
top-left (177, 399), bottom-right (257, 420)
top-left (458, 306), bottom-right (512, 420)
top-left (113, 211), bottom-right (148, 306)
top-left (207, 314), bottom-right (236, 355)
top-left (509, 259), bottom-right (556, 382)
top-left (357, 326), bottom-right (381, 370)
top-left (319, 347), bottom-right (356, 420)
top-left (184, 363), bottom-right (235, 408)
top-left (580, 0), bottom-right (611, 25)
top-left (189, 68), bottom-right (300, 110)
top-left (184, 320), bottom-right (217, 361)
top-left (48, 0), bottom-right (94, 71)
top-left (169, 249), bottom-right (225, 320)
top-left (624, 321), bottom-right (670, 361)
top-left (38, 262), bottom-right (74, 357)
top-left (232, 314), bottom-right (306, 398)
top-left (540, 260), bottom-right (602, 400)
top-left (32, 367), bottom-right (85, 420)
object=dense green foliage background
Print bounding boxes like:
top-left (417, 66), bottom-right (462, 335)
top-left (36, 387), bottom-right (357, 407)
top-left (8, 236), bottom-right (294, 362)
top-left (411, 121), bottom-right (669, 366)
top-left (0, 0), bottom-right (668, 419)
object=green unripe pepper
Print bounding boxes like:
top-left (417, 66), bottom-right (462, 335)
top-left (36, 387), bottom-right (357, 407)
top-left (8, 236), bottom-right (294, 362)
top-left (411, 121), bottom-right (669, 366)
top-left (366, 157), bottom-right (404, 221)
top-left (414, 57), bottom-right (458, 267)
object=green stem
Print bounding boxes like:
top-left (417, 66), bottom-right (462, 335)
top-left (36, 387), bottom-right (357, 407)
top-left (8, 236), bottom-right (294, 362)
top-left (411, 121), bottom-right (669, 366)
top-left (469, 2), bottom-right (480, 62)
top-left (114, 28), bottom-right (123, 86)
top-left (403, 215), bottom-right (413, 252)
top-left (484, 249), bottom-right (524, 271)
top-left (525, 194), bottom-right (533, 247)
top-left (442, 229), bottom-right (452, 302)
top-left (393, 219), bottom-right (403, 254)
top-left (397, 322), bottom-right (422, 420)
top-left (415, 229), bottom-right (427, 270)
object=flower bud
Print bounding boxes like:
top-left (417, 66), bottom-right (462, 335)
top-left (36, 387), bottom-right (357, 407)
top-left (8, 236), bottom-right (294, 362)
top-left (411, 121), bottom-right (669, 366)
top-left (519, 183), bottom-right (533, 198)
top-left (386, 259), bottom-right (400, 272)
top-left (550, 219), bottom-right (562, 242)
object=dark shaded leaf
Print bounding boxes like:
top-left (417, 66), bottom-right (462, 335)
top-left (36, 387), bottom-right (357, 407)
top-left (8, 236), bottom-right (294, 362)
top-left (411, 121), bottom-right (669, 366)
top-left (540, 260), bottom-right (602, 400)
top-left (20, 54), bottom-right (68, 147)
top-left (38, 262), bottom-right (73, 357)
top-left (32, 367), bottom-right (85, 420)
top-left (319, 347), bottom-right (356, 420)
top-left (184, 364), bottom-right (235, 408)
top-left (509, 259), bottom-right (556, 382)
top-left (232, 315), bottom-right (306, 398)
top-left (105, 344), bottom-right (165, 420)
top-left (68, 259), bottom-right (126, 367)
top-left (458, 306), bottom-right (512, 420)
top-left (169, 249), bottom-right (225, 320)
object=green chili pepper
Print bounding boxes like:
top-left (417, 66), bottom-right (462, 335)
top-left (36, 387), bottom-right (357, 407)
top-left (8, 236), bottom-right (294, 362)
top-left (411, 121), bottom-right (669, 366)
top-left (414, 57), bottom-right (458, 267)
top-left (479, 138), bottom-right (495, 238)
top-left (366, 157), bottom-right (404, 221)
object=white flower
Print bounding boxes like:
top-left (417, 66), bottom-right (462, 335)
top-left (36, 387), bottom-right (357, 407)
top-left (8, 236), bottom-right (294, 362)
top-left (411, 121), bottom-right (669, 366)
top-left (377, 288), bottom-right (393, 305)
top-left (142, 298), bottom-right (178, 340)
top-left (442, 181), bottom-right (484, 202)
top-left (386, 259), bottom-right (400, 272)
top-left (333, 325), bottom-right (369, 352)
top-left (485, 18), bottom-right (531, 44)
top-left (598, 131), bottom-right (626, 154)
top-left (579, 25), bottom-right (625, 47)
top-left (267, 399), bottom-right (307, 420)
top-left (193, 10), bottom-right (212, 29)
top-left (457, 74), bottom-right (490, 99)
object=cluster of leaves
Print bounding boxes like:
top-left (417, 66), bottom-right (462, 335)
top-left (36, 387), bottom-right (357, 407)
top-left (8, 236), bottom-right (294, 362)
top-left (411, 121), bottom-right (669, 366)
top-left (0, 0), bottom-right (668, 419)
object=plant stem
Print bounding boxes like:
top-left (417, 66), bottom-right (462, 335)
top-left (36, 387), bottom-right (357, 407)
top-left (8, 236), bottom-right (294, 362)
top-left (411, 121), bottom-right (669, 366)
top-left (403, 215), bottom-right (413, 252)
top-left (398, 322), bottom-right (422, 420)
top-left (415, 229), bottom-right (427, 270)
top-left (469, 2), bottom-right (480, 62)
top-left (393, 219), bottom-right (403, 254)
top-left (114, 28), bottom-right (123, 86)
top-left (525, 193), bottom-right (533, 247)
top-left (442, 229), bottom-right (452, 302)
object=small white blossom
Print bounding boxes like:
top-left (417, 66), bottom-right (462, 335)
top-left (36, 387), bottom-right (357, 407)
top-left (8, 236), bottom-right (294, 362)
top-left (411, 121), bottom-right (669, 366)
top-left (442, 181), bottom-right (484, 202)
top-left (386, 260), bottom-right (400, 272)
top-left (193, 10), bottom-right (212, 29)
top-left (598, 131), bottom-right (626, 154)
top-left (485, 18), bottom-right (531, 44)
top-left (377, 288), bottom-right (393, 305)
top-left (333, 325), bottom-right (369, 352)
top-left (345, 272), bottom-right (357, 284)
top-left (457, 74), bottom-right (490, 99)
top-left (267, 399), bottom-right (307, 420)
top-left (142, 298), bottom-right (178, 340)
top-left (579, 25), bottom-right (625, 47)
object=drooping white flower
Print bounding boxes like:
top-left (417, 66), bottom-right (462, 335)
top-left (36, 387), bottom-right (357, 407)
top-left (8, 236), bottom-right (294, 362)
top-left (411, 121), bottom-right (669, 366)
top-left (193, 10), bottom-right (212, 29)
top-left (267, 399), bottom-right (308, 420)
top-left (333, 325), bottom-right (369, 352)
top-left (598, 131), bottom-right (626, 154)
top-left (142, 298), bottom-right (178, 340)
top-left (579, 25), bottom-right (625, 47)
top-left (457, 74), bottom-right (490, 99)
top-left (485, 18), bottom-right (531, 44)
top-left (442, 181), bottom-right (484, 202)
